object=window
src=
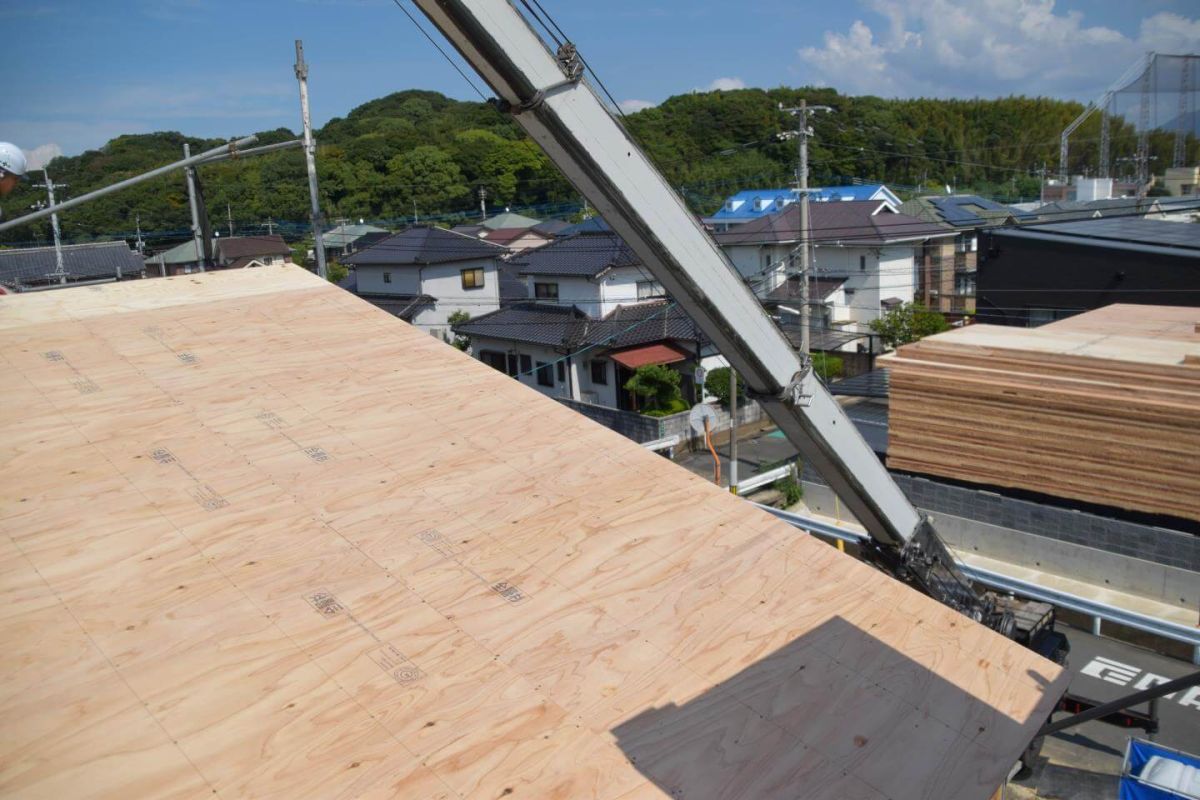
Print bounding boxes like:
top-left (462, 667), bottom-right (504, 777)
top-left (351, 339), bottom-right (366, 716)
top-left (519, 354), bottom-right (532, 375)
top-left (536, 361), bottom-right (554, 387)
top-left (534, 282), bottom-right (559, 300)
top-left (590, 360), bottom-right (608, 385)
top-left (383, 271), bottom-right (392, 284)
top-left (859, 255), bottom-right (866, 272)
top-left (461, 267), bottom-right (485, 290)
top-left (636, 280), bottom-right (662, 301)
top-left (480, 350), bottom-right (507, 372)
top-left (506, 353), bottom-right (519, 376)
top-left (556, 361), bottom-right (566, 382)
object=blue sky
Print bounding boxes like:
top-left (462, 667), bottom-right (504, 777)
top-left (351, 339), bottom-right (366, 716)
top-left (3, 0), bottom-right (1198, 164)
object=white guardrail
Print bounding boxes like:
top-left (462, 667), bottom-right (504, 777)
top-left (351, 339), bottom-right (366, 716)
top-left (755, 503), bottom-right (1200, 663)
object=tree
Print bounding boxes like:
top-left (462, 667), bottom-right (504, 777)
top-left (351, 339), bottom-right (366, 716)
top-left (624, 364), bottom-right (683, 413)
top-left (385, 145), bottom-right (468, 213)
top-left (869, 302), bottom-right (951, 349)
top-left (447, 310), bottom-right (471, 351)
top-left (810, 352), bottom-right (844, 381)
top-left (704, 366), bottom-right (745, 408)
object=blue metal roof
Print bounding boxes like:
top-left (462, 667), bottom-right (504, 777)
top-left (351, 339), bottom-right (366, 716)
top-left (710, 184), bottom-right (899, 221)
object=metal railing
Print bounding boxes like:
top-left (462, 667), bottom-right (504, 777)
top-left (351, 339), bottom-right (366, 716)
top-left (755, 504), bottom-right (1200, 663)
top-left (736, 463), bottom-right (795, 494)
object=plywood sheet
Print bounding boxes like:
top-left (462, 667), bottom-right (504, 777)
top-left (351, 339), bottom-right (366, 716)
top-left (883, 308), bottom-right (1200, 522)
top-left (0, 266), bottom-right (1066, 799)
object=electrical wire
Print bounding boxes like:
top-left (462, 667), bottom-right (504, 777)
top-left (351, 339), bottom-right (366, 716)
top-left (389, 0), bottom-right (488, 102)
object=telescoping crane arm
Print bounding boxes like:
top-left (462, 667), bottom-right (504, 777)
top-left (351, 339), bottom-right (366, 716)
top-left (412, 0), bottom-right (1005, 630)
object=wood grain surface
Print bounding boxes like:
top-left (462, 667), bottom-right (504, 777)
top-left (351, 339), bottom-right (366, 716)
top-left (0, 266), bottom-right (1067, 799)
top-left (883, 307), bottom-right (1200, 523)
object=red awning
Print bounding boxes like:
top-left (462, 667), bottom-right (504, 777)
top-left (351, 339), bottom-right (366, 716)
top-left (609, 342), bottom-right (691, 369)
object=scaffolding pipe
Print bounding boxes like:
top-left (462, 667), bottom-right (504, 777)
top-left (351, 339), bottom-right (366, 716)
top-left (0, 136), bottom-right (258, 234)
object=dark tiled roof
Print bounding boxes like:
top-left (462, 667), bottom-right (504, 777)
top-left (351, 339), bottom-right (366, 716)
top-left (898, 195), bottom-right (1035, 229)
top-left (713, 201), bottom-right (952, 246)
top-left (0, 241), bottom-right (144, 288)
top-left (998, 216), bottom-right (1200, 251)
top-left (452, 302), bottom-right (590, 348)
top-left (344, 226), bottom-right (506, 267)
top-left (356, 293), bottom-right (436, 323)
top-left (497, 262), bottom-right (528, 304)
top-left (453, 299), bottom-right (702, 351)
top-left (451, 224), bottom-right (486, 237)
top-left (531, 219), bottom-right (572, 237)
top-left (558, 217), bottom-right (611, 235)
top-left (583, 300), bottom-right (700, 349)
top-left (216, 235), bottom-right (291, 261)
top-left (513, 231), bottom-right (638, 278)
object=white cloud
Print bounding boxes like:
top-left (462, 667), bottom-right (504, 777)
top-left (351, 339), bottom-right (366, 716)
top-left (797, 1), bottom-right (1199, 99)
top-left (24, 144), bottom-right (63, 172)
top-left (618, 99), bottom-right (655, 113)
top-left (705, 77), bottom-right (747, 92)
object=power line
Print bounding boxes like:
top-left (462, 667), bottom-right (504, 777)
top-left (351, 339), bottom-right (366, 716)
top-left (389, 0), bottom-right (488, 102)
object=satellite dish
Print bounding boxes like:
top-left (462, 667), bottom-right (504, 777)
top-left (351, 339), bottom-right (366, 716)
top-left (688, 402), bottom-right (718, 435)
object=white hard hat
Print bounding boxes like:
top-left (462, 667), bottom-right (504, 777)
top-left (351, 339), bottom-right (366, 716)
top-left (0, 142), bottom-right (28, 178)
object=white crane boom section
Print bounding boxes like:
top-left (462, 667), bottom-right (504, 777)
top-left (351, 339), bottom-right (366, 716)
top-left (411, 0), bottom-right (921, 548)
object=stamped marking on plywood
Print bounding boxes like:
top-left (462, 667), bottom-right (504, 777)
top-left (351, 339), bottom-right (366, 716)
top-left (304, 589), bottom-right (345, 617)
top-left (415, 528), bottom-right (459, 559)
top-left (368, 644), bottom-right (424, 685)
top-left (144, 325), bottom-right (200, 366)
top-left (256, 410), bottom-right (331, 464)
top-left (188, 485), bottom-right (230, 511)
top-left (150, 446), bottom-right (229, 510)
top-left (43, 350), bottom-right (101, 393)
top-left (490, 580), bottom-right (529, 605)
top-left (416, 529), bottom-right (531, 605)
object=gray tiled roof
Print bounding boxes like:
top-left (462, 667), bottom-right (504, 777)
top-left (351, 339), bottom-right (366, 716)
top-left (343, 226), bottom-right (506, 267)
top-left (0, 241), bottom-right (144, 288)
top-left (714, 201), bottom-right (953, 246)
top-left (453, 299), bottom-right (702, 351)
top-left (764, 275), bottom-right (847, 305)
top-left (355, 293), bottom-right (436, 323)
top-left (512, 231), bottom-right (639, 278)
top-left (453, 302), bottom-right (590, 348)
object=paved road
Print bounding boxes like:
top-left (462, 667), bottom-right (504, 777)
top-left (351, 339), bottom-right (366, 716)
top-left (1013, 623), bottom-right (1200, 798)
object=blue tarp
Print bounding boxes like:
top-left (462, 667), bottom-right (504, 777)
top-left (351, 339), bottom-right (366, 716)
top-left (1121, 739), bottom-right (1200, 800)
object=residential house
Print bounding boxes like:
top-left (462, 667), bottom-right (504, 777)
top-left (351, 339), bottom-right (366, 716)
top-left (713, 200), bottom-right (955, 339)
top-left (453, 299), bottom-right (704, 410)
top-left (0, 241), bottom-right (144, 292)
top-left (322, 222), bottom-right (389, 258)
top-left (342, 225), bottom-right (508, 339)
top-left (148, 239), bottom-right (205, 276)
top-left (214, 235), bottom-right (293, 269)
top-left (481, 226), bottom-right (553, 252)
top-left (1031, 197), bottom-right (1167, 223)
top-left (481, 210), bottom-right (541, 230)
top-left (1163, 166), bottom-right (1200, 197)
top-left (510, 229), bottom-right (661, 317)
top-left (977, 216), bottom-right (1200, 326)
top-left (530, 219), bottom-right (573, 237)
top-left (897, 194), bottom-right (1036, 313)
top-left (705, 184), bottom-right (901, 231)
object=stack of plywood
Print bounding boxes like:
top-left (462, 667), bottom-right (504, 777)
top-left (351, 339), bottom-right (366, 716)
top-left (0, 266), bottom-right (1066, 799)
top-left (884, 305), bottom-right (1200, 523)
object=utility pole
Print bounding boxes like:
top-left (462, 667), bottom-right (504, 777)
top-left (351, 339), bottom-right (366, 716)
top-left (182, 143), bottom-right (205, 273)
top-left (134, 213), bottom-right (144, 256)
top-left (294, 40), bottom-right (327, 280)
top-left (478, 186), bottom-right (487, 221)
top-left (263, 217), bottom-right (275, 235)
top-left (728, 368), bottom-right (738, 494)
top-left (226, 202), bottom-right (235, 237)
top-left (34, 170), bottom-right (68, 284)
top-left (1174, 57), bottom-right (1192, 168)
top-left (780, 99), bottom-right (832, 355)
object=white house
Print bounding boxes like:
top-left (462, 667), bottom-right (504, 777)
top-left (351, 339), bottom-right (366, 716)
top-left (713, 200), bottom-right (956, 340)
top-left (342, 226), bottom-right (509, 340)
top-left (510, 230), bottom-right (662, 318)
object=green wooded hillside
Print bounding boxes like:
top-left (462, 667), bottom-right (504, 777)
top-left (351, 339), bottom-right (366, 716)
top-left (3, 86), bottom-right (1193, 248)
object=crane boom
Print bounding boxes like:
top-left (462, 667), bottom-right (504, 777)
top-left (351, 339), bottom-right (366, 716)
top-left (412, 0), bottom-right (996, 625)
